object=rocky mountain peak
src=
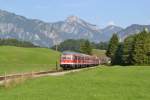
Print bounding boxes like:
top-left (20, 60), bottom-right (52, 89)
top-left (0, 9), bottom-right (134, 47)
top-left (102, 25), bottom-right (123, 32)
top-left (66, 16), bottom-right (79, 23)
top-left (0, 9), bottom-right (9, 16)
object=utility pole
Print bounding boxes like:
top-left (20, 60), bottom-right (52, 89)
top-left (54, 38), bottom-right (61, 70)
top-left (55, 43), bottom-right (58, 70)
top-left (55, 44), bottom-right (58, 51)
top-left (54, 39), bottom-right (59, 70)
top-left (56, 61), bottom-right (58, 70)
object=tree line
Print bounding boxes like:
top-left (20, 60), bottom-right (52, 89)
top-left (0, 38), bottom-right (37, 47)
top-left (106, 29), bottom-right (150, 65)
top-left (51, 39), bottom-right (108, 54)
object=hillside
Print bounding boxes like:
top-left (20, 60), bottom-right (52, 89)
top-left (0, 66), bottom-right (150, 100)
top-left (118, 24), bottom-right (150, 40)
top-left (0, 46), bottom-right (60, 75)
top-left (0, 9), bottom-right (122, 47)
top-left (1, 9), bottom-right (150, 47)
top-left (92, 49), bottom-right (106, 57)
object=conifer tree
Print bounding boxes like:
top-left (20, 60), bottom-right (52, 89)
top-left (131, 29), bottom-right (150, 65)
top-left (80, 40), bottom-right (92, 55)
top-left (122, 35), bottom-right (135, 65)
top-left (114, 43), bottom-right (123, 65)
top-left (106, 33), bottom-right (119, 64)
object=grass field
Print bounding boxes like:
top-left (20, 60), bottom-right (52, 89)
top-left (0, 66), bottom-right (150, 100)
top-left (0, 47), bottom-right (107, 75)
top-left (92, 49), bottom-right (106, 57)
top-left (0, 46), bottom-right (60, 75)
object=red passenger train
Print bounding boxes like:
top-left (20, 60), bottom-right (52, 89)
top-left (60, 52), bottom-right (101, 69)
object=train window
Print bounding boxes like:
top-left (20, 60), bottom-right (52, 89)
top-left (81, 57), bottom-right (84, 60)
top-left (61, 57), bottom-right (66, 59)
top-left (78, 57), bottom-right (80, 60)
top-left (66, 56), bottom-right (71, 60)
top-left (61, 55), bottom-right (72, 60)
top-left (73, 56), bottom-right (78, 60)
top-left (78, 56), bottom-right (82, 60)
top-left (73, 55), bottom-right (84, 60)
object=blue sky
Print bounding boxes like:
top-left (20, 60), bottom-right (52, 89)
top-left (0, 0), bottom-right (150, 28)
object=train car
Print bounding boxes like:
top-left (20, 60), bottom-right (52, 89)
top-left (60, 51), bottom-right (101, 69)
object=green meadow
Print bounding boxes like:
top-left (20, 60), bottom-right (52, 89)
top-left (0, 46), bottom-right (106, 75)
top-left (0, 46), bottom-right (60, 75)
top-left (0, 66), bottom-right (150, 100)
top-left (92, 49), bottom-right (106, 57)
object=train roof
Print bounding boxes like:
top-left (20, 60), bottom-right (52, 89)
top-left (62, 51), bottom-right (89, 56)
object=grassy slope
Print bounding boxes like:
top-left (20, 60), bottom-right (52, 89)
top-left (0, 46), bottom-right (60, 75)
top-left (92, 49), bottom-right (106, 57)
top-left (0, 66), bottom-right (150, 100)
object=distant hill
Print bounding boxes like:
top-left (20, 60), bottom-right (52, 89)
top-left (0, 9), bottom-right (150, 47)
top-left (0, 46), bottom-right (60, 74)
top-left (118, 24), bottom-right (150, 40)
top-left (0, 9), bottom-right (122, 47)
top-left (0, 38), bottom-right (37, 47)
top-left (101, 25), bottom-right (123, 41)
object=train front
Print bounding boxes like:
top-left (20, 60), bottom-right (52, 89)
top-left (60, 53), bottom-right (74, 69)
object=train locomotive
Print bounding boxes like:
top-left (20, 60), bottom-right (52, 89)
top-left (60, 51), bottom-right (101, 69)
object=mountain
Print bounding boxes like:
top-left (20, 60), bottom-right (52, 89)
top-left (0, 9), bottom-right (55, 47)
top-left (0, 9), bottom-right (123, 47)
top-left (50, 16), bottom-right (102, 43)
top-left (100, 25), bottom-right (123, 41)
top-left (118, 24), bottom-right (150, 40)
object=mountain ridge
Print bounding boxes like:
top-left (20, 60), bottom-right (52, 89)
top-left (0, 9), bottom-right (149, 47)
top-left (118, 24), bottom-right (150, 40)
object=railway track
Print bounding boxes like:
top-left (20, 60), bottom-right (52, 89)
top-left (0, 66), bottom-right (99, 85)
top-left (0, 69), bottom-right (63, 82)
